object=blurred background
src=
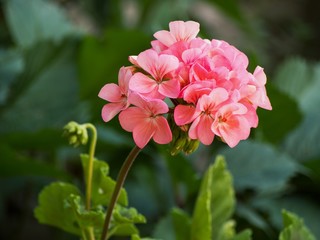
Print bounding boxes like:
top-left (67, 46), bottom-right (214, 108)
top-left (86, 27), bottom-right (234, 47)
top-left (1, 0), bottom-right (320, 239)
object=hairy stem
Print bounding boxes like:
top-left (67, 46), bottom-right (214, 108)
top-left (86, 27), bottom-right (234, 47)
top-left (100, 145), bottom-right (141, 240)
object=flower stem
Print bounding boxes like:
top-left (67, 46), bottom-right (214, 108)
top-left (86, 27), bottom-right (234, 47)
top-left (84, 123), bottom-right (97, 211)
top-left (100, 145), bottom-right (141, 240)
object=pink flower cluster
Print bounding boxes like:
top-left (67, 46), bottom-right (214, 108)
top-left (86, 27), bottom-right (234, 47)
top-left (99, 21), bottom-right (272, 150)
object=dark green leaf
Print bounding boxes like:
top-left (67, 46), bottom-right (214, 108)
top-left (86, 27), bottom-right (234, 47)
top-left (283, 112), bottom-right (320, 162)
top-left (4, 0), bottom-right (79, 48)
top-left (0, 144), bottom-right (69, 179)
top-left (273, 58), bottom-right (320, 115)
top-left (253, 196), bottom-right (320, 239)
top-left (0, 48), bottom-right (24, 106)
top-left (34, 182), bottom-right (81, 235)
top-left (0, 40), bottom-right (87, 133)
top-left (255, 83), bottom-right (302, 144)
top-left (219, 141), bottom-right (300, 193)
top-left (81, 154), bottom-right (128, 207)
top-left (77, 28), bottom-right (150, 99)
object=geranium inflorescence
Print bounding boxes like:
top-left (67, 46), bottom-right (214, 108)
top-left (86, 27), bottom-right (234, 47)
top-left (99, 20), bottom-right (272, 153)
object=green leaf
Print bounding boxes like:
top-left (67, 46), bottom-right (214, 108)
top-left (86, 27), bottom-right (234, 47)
top-left (233, 229), bottom-right (252, 240)
top-left (109, 205), bottom-right (146, 238)
top-left (171, 208), bottom-right (191, 240)
top-left (253, 196), bottom-right (320, 239)
top-left (283, 112), bottom-right (320, 162)
top-left (279, 210), bottom-right (316, 240)
top-left (131, 234), bottom-right (160, 240)
top-left (218, 220), bottom-right (236, 240)
top-left (67, 194), bottom-right (105, 237)
top-left (0, 40), bottom-right (87, 133)
top-left (0, 144), bottom-right (69, 179)
top-left (152, 208), bottom-right (191, 240)
top-left (80, 154), bottom-right (128, 207)
top-left (191, 156), bottom-right (235, 240)
top-left (34, 182), bottom-right (81, 235)
top-left (4, 0), bottom-right (79, 48)
top-left (113, 205), bottom-right (146, 224)
top-left (0, 48), bottom-right (24, 106)
top-left (273, 58), bottom-right (320, 115)
top-left (256, 83), bottom-right (302, 144)
top-left (219, 140), bottom-right (300, 193)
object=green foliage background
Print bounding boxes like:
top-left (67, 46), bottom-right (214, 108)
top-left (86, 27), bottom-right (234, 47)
top-left (1, 0), bottom-right (320, 239)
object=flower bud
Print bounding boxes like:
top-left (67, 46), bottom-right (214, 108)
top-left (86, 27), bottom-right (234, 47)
top-left (63, 121), bottom-right (89, 147)
top-left (183, 138), bottom-right (200, 155)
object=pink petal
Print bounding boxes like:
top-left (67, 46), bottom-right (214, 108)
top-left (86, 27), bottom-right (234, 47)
top-left (153, 117), bottom-right (172, 144)
top-left (98, 83), bottom-right (122, 102)
top-left (101, 102), bottom-right (126, 122)
top-left (158, 78), bottom-right (180, 98)
top-left (174, 104), bottom-right (198, 126)
top-left (169, 21), bottom-right (200, 42)
top-left (136, 49), bottom-right (159, 76)
top-left (188, 117), bottom-right (200, 140)
top-left (119, 107), bottom-right (148, 132)
top-left (153, 30), bottom-right (176, 47)
top-left (182, 48), bottom-right (202, 64)
top-left (253, 66), bottom-right (267, 85)
top-left (118, 66), bottom-right (133, 94)
top-left (132, 121), bottom-right (155, 148)
top-left (129, 72), bottom-right (157, 93)
top-left (197, 115), bottom-right (215, 145)
top-left (129, 93), bottom-right (168, 114)
top-left (156, 54), bottom-right (179, 79)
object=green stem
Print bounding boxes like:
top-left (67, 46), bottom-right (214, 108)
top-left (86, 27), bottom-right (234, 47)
top-left (100, 145), bottom-right (141, 240)
top-left (84, 123), bottom-right (97, 211)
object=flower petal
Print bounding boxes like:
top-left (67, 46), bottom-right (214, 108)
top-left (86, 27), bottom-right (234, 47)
top-left (129, 72), bottom-right (157, 93)
top-left (118, 66), bottom-right (133, 94)
top-left (119, 107), bottom-right (148, 132)
top-left (158, 78), bottom-right (180, 98)
top-left (133, 121), bottom-right (155, 148)
top-left (101, 102), bottom-right (125, 122)
top-left (153, 30), bottom-right (176, 47)
top-left (197, 115), bottom-right (215, 145)
top-left (98, 83), bottom-right (122, 102)
top-left (174, 104), bottom-right (198, 126)
top-left (169, 21), bottom-right (200, 42)
top-left (153, 117), bottom-right (172, 144)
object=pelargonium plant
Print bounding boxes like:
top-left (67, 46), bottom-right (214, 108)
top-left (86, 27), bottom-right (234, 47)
top-left (35, 20), bottom-right (274, 240)
top-left (98, 20), bottom-right (271, 239)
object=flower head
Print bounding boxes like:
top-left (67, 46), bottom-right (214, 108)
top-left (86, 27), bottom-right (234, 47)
top-left (98, 20), bottom-right (272, 151)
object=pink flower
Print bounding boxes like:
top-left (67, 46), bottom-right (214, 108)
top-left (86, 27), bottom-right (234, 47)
top-left (212, 103), bottom-right (250, 147)
top-left (119, 94), bottom-right (172, 148)
top-left (129, 49), bottom-right (180, 98)
top-left (188, 88), bottom-right (230, 145)
top-left (98, 67), bottom-right (132, 122)
top-left (153, 21), bottom-right (200, 47)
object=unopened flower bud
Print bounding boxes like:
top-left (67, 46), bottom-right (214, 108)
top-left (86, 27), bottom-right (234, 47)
top-left (63, 121), bottom-right (89, 147)
top-left (183, 138), bottom-right (200, 155)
